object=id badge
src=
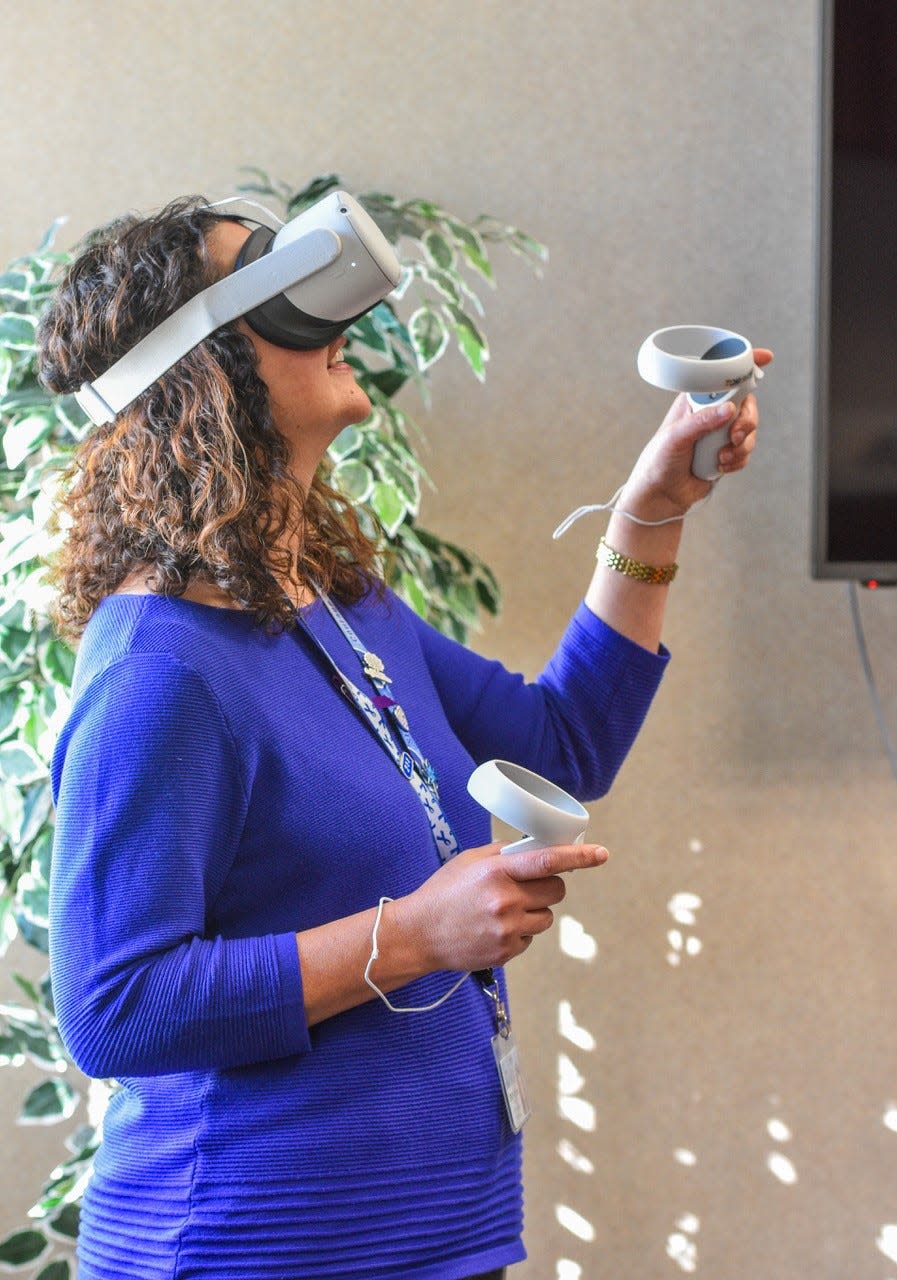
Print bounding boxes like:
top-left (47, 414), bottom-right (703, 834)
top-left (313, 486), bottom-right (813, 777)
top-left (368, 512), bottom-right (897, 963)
top-left (492, 1029), bottom-right (531, 1133)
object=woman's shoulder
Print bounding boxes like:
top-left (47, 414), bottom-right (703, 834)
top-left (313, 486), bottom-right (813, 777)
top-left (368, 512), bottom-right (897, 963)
top-left (72, 590), bottom-right (261, 702)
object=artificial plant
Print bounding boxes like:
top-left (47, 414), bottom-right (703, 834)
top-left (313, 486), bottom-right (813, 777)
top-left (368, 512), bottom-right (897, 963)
top-left (0, 170), bottom-right (545, 1277)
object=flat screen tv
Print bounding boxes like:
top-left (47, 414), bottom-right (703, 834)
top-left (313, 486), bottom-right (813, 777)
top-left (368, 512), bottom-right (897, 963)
top-left (814, 0), bottom-right (897, 583)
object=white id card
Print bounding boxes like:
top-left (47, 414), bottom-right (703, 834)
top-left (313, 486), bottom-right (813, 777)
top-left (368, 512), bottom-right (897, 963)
top-left (492, 1029), bottom-right (531, 1133)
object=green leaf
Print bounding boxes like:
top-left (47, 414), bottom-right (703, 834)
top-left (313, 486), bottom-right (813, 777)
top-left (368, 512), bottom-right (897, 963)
top-left (328, 424), bottom-right (363, 462)
top-left (17, 867), bottom-right (51, 932)
top-left (13, 972), bottom-right (39, 1003)
top-left (398, 571), bottom-right (429, 618)
top-left (36, 1262), bottom-right (71, 1280)
top-left (21, 1079), bottom-right (78, 1125)
top-left (0, 685), bottom-right (19, 738)
top-left (49, 1204), bottom-right (80, 1240)
top-left (422, 229), bottom-right (455, 271)
top-left (331, 459), bottom-right (374, 504)
top-left (0, 514), bottom-right (53, 576)
top-left (13, 911), bottom-right (49, 952)
top-left (347, 314), bottom-right (391, 357)
top-left (3, 1013), bottom-right (62, 1064)
top-left (284, 173), bottom-right (341, 215)
top-left (0, 895), bottom-right (17, 958)
top-left (364, 368), bottom-right (411, 400)
top-left (415, 263), bottom-right (463, 307)
top-left (0, 269), bottom-right (32, 299)
top-left (0, 626), bottom-right (31, 670)
top-left (444, 221), bottom-right (494, 282)
top-left (443, 304), bottom-right (489, 380)
top-left (19, 793), bottom-right (53, 861)
top-left (370, 481), bottom-right (407, 538)
top-left (376, 456), bottom-right (420, 509)
top-left (16, 451), bottom-right (69, 502)
top-left (0, 312), bottom-right (38, 349)
top-left (36, 218), bottom-right (68, 255)
top-left (408, 307), bottom-right (449, 372)
top-left (0, 1023), bottom-right (25, 1063)
top-left (0, 742), bottom-right (47, 784)
top-left (39, 639), bottom-right (76, 688)
top-left (447, 579), bottom-right (481, 624)
top-left (3, 413), bottom-right (54, 469)
top-left (0, 780), bottom-right (24, 847)
top-left (0, 1228), bottom-right (48, 1265)
top-left (0, 348), bottom-right (13, 396)
top-left (40, 970), bottom-right (55, 1017)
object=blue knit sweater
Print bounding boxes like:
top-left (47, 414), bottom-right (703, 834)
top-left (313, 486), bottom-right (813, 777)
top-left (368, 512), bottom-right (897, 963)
top-left (49, 589), bottom-right (667, 1280)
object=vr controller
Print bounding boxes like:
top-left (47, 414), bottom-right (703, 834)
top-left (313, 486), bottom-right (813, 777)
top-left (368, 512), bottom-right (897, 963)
top-left (467, 760), bottom-right (588, 854)
top-left (637, 325), bottom-right (764, 481)
top-left (75, 191), bottom-right (402, 427)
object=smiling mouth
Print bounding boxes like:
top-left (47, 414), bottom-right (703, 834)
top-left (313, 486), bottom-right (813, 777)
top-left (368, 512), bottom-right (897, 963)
top-left (327, 343), bottom-right (347, 368)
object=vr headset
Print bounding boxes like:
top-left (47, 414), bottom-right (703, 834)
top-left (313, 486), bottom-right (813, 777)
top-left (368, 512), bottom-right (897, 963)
top-left (75, 191), bottom-right (403, 427)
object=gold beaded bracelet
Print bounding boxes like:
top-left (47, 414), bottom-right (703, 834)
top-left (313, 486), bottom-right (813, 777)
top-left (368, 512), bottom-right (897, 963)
top-left (596, 535), bottom-right (678, 585)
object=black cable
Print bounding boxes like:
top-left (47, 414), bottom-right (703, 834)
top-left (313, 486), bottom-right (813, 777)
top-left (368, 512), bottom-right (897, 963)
top-left (848, 581), bottom-right (897, 783)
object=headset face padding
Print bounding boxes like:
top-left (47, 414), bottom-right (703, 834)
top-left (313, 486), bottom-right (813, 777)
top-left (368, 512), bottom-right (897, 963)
top-left (234, 225), bottom-right (363, 350)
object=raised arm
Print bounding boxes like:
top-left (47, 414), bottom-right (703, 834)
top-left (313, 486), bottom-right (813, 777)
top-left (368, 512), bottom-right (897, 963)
top-left (587, 352), bottom-right (771, 652)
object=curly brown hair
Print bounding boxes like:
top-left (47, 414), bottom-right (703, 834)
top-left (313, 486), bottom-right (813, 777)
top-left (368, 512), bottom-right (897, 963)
top-left (37, 196), bottom-right (380, 641)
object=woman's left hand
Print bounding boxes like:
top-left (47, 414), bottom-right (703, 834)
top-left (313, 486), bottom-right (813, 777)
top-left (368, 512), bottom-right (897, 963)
top-left (618, 347), bottom-right (773, 523)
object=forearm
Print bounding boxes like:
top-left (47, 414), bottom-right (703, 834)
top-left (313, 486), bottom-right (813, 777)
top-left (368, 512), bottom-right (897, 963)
top-left (584, 484), bottom-right (685, 654)
top-left (297, 840), bottom-right (605, 1026)
top-left (296, 898), bottom-right (431, 1027)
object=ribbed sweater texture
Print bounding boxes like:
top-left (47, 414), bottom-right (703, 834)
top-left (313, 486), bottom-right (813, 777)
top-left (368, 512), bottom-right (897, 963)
top-left (49, 589), bottom-right (668, 1279)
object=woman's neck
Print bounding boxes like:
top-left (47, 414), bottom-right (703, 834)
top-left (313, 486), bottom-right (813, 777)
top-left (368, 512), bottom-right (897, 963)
top-left (112, 568), bottom-right (315, 611)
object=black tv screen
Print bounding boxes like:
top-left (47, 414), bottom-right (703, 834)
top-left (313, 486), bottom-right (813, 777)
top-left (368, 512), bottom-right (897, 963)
top-left (814, 0), bottom-right (897, 581)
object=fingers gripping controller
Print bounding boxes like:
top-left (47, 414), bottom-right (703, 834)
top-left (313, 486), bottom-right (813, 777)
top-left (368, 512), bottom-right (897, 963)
top-left (637, 325), bottom-right (765, 480)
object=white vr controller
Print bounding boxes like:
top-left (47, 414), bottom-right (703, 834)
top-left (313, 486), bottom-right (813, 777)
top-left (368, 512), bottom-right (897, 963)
top-left (467, 759), bottom-right (588, 854)
top-left (637, 325), bottom-right (763, 481)
top-left (75, 191), bottom-right (402, 427)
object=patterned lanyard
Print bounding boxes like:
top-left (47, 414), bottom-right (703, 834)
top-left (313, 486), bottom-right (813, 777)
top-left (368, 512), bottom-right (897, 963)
top-left (301, 594), bottom-right (517, 1091)
top-left (296, 593), bottom-right (461, 864)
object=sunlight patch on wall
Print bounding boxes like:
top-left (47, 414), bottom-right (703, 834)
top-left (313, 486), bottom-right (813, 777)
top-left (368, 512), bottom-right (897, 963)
top-left (767, 1117), bottom-right (791, 1143)
top-left (556, 1203), bottom-right (596, 1243)
top-left (559, 914), bottom-right (598, 962)
top-left (558, 1137), bottom-right (595, 1175)
top-left (555, 912), bottom-right (599, 1277)
top-left (877, 1223), bottom-right (897, 1265)
top-left (556, 1260), bottom-right (583, 1279)
top-left (558, 1049), bottom-right (596, 1132)
top-left (766, 1152), bottom-right (798, 1185)
top-left (558, 1094), bottom-right (597, 1132)
top-left (557, 999), bottom-right (596, 1053)
top-left (666, 1213), bottom-right (700, 1273)
top-left (766, 1112), bottom-right (797, 1184)
top-left (666, 892), bottom-right (702, 966)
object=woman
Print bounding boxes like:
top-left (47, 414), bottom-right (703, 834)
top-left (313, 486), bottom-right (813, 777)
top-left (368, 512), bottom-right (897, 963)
top-left (40, 196), bottom-right (768, 1280)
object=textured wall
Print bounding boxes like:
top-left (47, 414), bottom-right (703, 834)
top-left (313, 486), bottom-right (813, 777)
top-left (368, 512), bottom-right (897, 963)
top-left (3, 2), bottom-right (897, 1276)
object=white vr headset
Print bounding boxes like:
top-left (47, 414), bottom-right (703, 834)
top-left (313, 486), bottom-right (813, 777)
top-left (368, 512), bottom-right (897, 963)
top-left (75, 191), bottom-right (403, 427)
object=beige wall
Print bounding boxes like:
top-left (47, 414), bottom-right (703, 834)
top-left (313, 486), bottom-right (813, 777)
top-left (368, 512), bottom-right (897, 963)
top-left (4, 1), bottom-right (897, 1276)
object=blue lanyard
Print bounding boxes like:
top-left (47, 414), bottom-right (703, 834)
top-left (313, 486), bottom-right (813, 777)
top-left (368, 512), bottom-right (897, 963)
top-left (299, 594), bottom-right (503, 1014)
top-left (297, 594), bottom-right (461, 864)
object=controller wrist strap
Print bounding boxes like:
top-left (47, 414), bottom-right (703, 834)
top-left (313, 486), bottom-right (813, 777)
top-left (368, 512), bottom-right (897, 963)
top-left (552, 481), bottom-right (716, 540)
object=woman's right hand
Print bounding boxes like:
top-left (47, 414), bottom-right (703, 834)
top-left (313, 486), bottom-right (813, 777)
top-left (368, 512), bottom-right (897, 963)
top-left (394, 840), bottom-right (609, 974)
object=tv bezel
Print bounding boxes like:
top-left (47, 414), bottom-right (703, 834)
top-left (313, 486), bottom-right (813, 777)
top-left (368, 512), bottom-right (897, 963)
top-left (812, 0), bottom-right (897, 584)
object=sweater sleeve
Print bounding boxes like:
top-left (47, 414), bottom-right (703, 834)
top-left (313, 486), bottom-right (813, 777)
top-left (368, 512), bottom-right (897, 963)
top-left (49, 654), bottom-right (309, 1079)
top-left (407, 599), bottom-right (669, 801)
